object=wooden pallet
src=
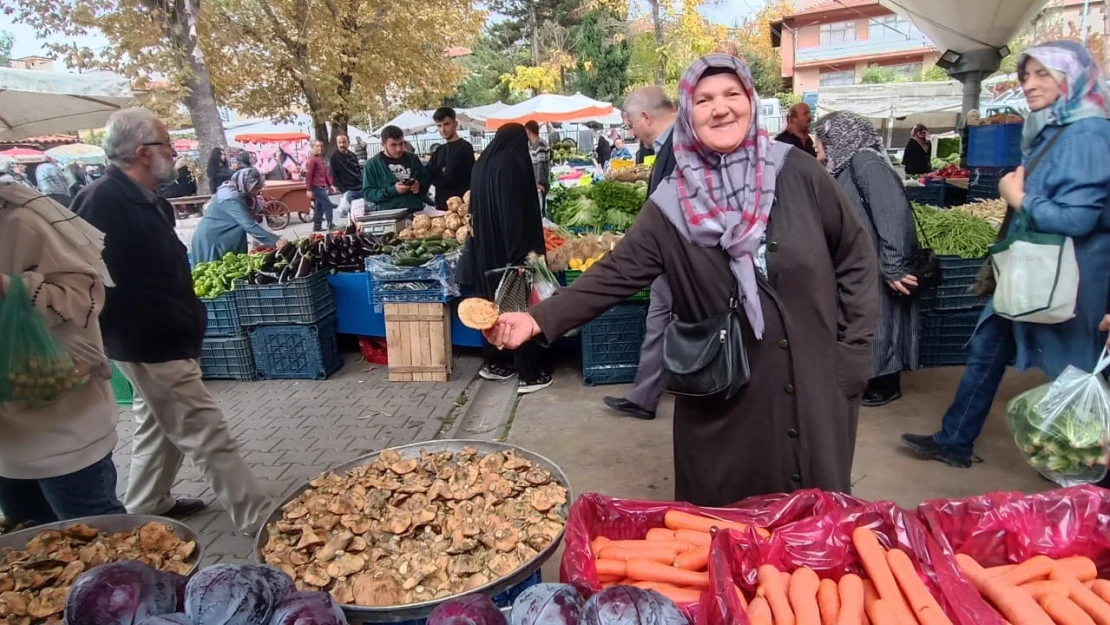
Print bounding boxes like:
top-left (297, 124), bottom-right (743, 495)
top-left (383, 303), bottom-right (453, 382)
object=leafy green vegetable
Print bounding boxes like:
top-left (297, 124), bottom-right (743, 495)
top-left (912, 202), bottom-right (998, 259)
top-left (548, 181), bottom-right (647, 231)
top-left (1007, 383), bottom-right (1110, 484)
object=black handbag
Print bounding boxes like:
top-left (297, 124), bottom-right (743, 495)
top-left (660, 284), bottom-right (751, 400)
top-left (848, 158), bottom-right (942, 291)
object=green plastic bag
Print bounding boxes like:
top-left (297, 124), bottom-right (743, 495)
top-left (0, 274), bottom-right (89, 402)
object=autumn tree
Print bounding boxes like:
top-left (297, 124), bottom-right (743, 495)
top-left (0, 31), bottom-right (12, 67)
top-left (10, 0), bottom-right (228, 188)
top-left (447, 29), bottom-right (530, 108)
top-left (571, 9), bottom-right (632, 104)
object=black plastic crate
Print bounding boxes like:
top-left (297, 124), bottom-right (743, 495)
top-left (918, 309), bottom-right (984, 368)
top-left (200, 336), bottom-right (256, 381)
top-left (967, 166), bottom-right (1016, 201)
top-left (235, 271), bottom-right (336, 326)
top-left (904, 184), bottom-right (945, 207)
top-left (580, 302), bottom-right (648, 386)
top-left (918, 255), bottom-right (991, 313)
top-left (249, 315), bottom-right (343, 380)
top-left (202, 291), bottom-right (243, 337)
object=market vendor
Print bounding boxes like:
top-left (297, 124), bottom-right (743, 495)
top-left (903, 124), bottom-right (932, 176)
top-left (191, 167), bottom-right (280, 264)
top-left (484, 54), bottom-right (879, 506)
top-left (427, 107), bottom-right (474, 211)
top-left (362, 125), bottom-right (430, 213)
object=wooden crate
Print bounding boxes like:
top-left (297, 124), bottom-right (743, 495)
top-left (383, 303), bottom-right (453, 382)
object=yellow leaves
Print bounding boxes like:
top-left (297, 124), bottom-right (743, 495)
top-left (499, 64), bottom-right (562, 96)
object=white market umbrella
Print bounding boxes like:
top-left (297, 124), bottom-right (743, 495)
top-left (0, 67), bottom-right (132, 141)
top-left (45, 143), bottom-right (107, 165)
top-left (486, 93), bottom-right (613, 129)
top-left (375, 111), bottom-right (437, 135)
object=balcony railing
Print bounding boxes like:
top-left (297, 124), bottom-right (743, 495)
top-left (796, 37), bottom-right (934, 65)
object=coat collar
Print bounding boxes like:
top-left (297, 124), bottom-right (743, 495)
top-left (106, 165), bottom-right (160, 205)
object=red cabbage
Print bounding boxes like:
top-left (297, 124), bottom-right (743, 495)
top-left (65, 560), bottom-right (155, 625)
top-left (268, 590), bottom-right (346, 625)
top-left (580, 586), bottom-right (688, 625)
top-left (509, 584), bottom-right (582, 625)
top-left (426, 593), bottom-right (507, 625)
top-left (184, 564), bottom-right (275, 625)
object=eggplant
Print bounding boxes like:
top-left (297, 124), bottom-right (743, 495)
top-left (294, 253), bottom-right (315, 279)
top-left (298, 239), bottom-right (312, 254)
top-left (345, 222), bottom-right (358, 236)
top-left (276, 241), bottom-right (296, 261)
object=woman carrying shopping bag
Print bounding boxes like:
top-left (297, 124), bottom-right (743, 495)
top-left (903, 40), bottom-right (1110, 468)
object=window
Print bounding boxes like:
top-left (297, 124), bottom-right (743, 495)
top-left (819, 69), bottom-right (856, 86)
top-left (888, 62), bottom-right (923, 79)
top-left (819, 20), bottom-right (857, 46)
top-left (870, 14), bottom-right (911, 40)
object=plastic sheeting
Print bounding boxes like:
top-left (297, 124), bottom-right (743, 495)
top-left (0, 67), bottom-right (132, 141)
top-left (880, 0), bottom-right (1050, 53)
top-left (815, 81), bottom-right (997, 127)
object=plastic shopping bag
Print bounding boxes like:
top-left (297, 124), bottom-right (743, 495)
top-left (1006, 348), bottom-right (1110, 486)
top-left (990, 217), bottom-right (1079, 324)
top-left (526, 253), bottom-right (559, 306)
top-left (0, 275), bottom-right (92, 403)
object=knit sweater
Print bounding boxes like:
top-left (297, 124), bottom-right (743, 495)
top-left (0, 190), bottom-right (117, 480)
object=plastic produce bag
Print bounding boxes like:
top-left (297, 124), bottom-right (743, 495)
top-left (0, 275), bottom-right (95, 403)
top-left (700, 500), bottom-right (997, 625)
top-left (1006, 348), bottom-right (1110, 486)
top-left (526, 255), bottom-right (559, 305)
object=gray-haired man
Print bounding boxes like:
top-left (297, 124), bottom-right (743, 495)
top-left (73, 108), bottom-right (272, 535)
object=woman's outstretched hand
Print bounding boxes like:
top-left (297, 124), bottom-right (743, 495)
top-left (483, 312), bottom-right (542, 350)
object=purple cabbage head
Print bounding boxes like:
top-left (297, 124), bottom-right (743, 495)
top-left (509, 584), bottom-right (583, 625)
top-left (426, 593), bottom-right (507, 625)
top-left (184, 563), bottom-right (275, 625)
top-left (580, 586), bottom-right (688, 625)
top-left (248, 565), bottom-right (296, 603)
top-left (267, 591), bottom-right (346, 625)
top-left (136, 614), bottom-right (192, 625)
top-left (162, 572), bottom-right (189, 613)
top-left (65, 560), bottom-right (162, 625)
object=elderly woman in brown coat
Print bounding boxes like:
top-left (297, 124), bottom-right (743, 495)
top-left (485, 54), bottom-right (879, 506)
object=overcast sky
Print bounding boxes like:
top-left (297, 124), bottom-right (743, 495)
top-left (1, 0), bottom-right (761, 69)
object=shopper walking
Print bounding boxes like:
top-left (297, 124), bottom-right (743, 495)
top-left (814, 111), bottom-right (920, 407)
top-left (484, 55), bottom-right (878, 505)
top-left (306, 140), bottom-right (337, 231)
top-left (74, 108), bottom-right (273, 534)
top-left (192, 168), bottom-right (280, 263)
top-left (903, 41), bottom-right (1110, 468)
top-left (603, 86), bottom-right (677, 421)
top-left (0, 181), bottom-right (126, 526)
top-left (524, 120), bottom-right (551, 215)
top-left (206, 147), bottom-right (232, 194)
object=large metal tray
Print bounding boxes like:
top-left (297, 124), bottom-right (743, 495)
top-left (0, 514), bottom-right (205, 575)
top-left (253, 439), bottom-right (573, 623)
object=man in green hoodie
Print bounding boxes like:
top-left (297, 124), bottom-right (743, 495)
top-left (362, 125), bottom-right (430, 213)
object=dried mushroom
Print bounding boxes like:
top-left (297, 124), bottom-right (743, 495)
top-left (0, 522), bottom-right (196, 625)
top-left (261, 447), bottom-right (568, 608)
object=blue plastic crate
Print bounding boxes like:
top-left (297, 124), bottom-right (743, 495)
top-left (967, 124), bottom-right (1023, 167)
top-left (918, 255), bottom-right (991, 313)
top-left (369, 279), bottom-right (451, 304)
top-left (565, 270), bottom-right (650, 301)
top-left (248, 315), bottom-right (343, 380)
top-left (200, 336), bottom-right (256, 381)
top-left (919, 309), bottom-right (984, 368)
top-left (581, 302), bottom-right (648, 386)
top-left (387, 571), bottom-right (542, 625)
top-left (364, 254), bottom-right (455, 283)
top-left (904, 184), bottom-right (945, 207)
top-left (236, 271), bottom-right (336, 326)
top-left (202, 291), bottom-right (244, 337)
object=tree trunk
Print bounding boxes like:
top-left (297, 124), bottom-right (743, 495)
top-left (165, 0), bottom-right (226, 192)
top-left (529, 0), bottom-right (540, 66)
top-left (329, 72), bottom-right (354, 145)
top-left (652, 0), bottom-right (665, 85)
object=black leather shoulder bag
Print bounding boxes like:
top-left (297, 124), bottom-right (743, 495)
top-left (660, 282), bottom-right (751, 400)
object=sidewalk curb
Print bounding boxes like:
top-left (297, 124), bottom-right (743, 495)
top-left (440, 374), bottom-right (519, 441)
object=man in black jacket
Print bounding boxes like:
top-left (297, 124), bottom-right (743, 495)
top-left (603, 87), bottom-right (677, 421)
top-left (330, 134), bottom-right (362, 220)
top-left (427, 107), bottom-right (474, 211)
top-left (74, 108), bottom-right (271, 535)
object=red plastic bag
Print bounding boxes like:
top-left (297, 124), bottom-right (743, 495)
top-left (358, 337), bottom-right (388, 365)
top-left (559, 490), bottom-right (856, 622)
top-left (699, 500), bottom-right (998, 625)
top-left (917, 484), bottom-right (1110, 573)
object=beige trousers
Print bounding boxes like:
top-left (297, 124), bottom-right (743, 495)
top-left (116, 359), bottom-right (270, 534)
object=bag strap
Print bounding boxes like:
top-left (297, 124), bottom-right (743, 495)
top-left (995, 126), bottom-right (1071, 238)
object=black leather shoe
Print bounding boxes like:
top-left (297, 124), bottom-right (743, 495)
top-left (861, 389), bottom-right (902, 407)
top-left (901, 434), bottom-right (974, 468)
top-left (603, 396), bottom-right (656, 420)
top-left (161, 498), bottom-right (207, 519)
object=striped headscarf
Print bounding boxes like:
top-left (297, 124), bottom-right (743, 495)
top-left (217, 167), bottom-right (263, 209)
top-left (650, 54), bottom-right (791, 340)
top-left (813, 111), bottom-right (888, 176)
top-left (1018, 40), bottom-right (1110, 155)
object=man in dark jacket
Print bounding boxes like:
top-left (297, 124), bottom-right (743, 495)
top-left (362, 125), bottom-right (430, 213)
top-left (74, 107), bottom-right (271, 535)
top-left (426, 107), bottom-right (474, 211)
top-left (775, 103), bottom-right (817, 158)
top-left (330, 134), bottom-right (362, 220)
top-left (603, 87), bottom-right (678, 421)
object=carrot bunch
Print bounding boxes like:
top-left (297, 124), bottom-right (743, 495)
top-left (956, 552), bottom-right (1110, 625)
top-left (544, 229), bottom-right (566, 252)
top-left (745, 528), bottom-right (953, 625)
top-left (590, 510), bottom-right (770, 605)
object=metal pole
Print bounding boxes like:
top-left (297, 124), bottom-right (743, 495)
top-left (1081, 0), bottom-right (1091, 41)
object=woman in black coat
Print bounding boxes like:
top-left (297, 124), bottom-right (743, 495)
top-left (902, 124), bottom-right (932, 175)
top-left (206, 148), bottom-right (232, 193)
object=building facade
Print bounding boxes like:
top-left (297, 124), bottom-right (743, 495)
top-left (772, 0), bottom-right (937, 94)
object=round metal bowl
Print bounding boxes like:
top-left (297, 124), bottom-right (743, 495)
top-left (253, 439), bottom-right (573, 623)
top-left (0, 514), bottom-right (205, 575)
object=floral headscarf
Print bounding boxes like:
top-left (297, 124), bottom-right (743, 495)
top-left (650, 54), bottom-right (791, 340)
top-left (911, 124), bottom-right (929, 148)
top-left (813, 111), bottom-right (888, 176)
top-left (1018, 40), bottom-right (1110, 155)
top-left (217, 167), bottom-right (263, 209)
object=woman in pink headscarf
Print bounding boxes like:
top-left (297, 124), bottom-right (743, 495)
top-left (483, 54), bottom-right (879, 505)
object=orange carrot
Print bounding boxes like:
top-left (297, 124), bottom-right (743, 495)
top-left (975, 576), bottom-right (1056, 625)
top-left (646, 528), bottom-right (677, 542)
top-left (1056, 575), bottom-right (1110, 625)
top-left (999, 555), bottom-right (1055, 586)
top-left (851, 528), bottom-right (916, 625)
top-left (591, 536), bottom-right (612, 555)
top-left (863, 580), bottom-right (880, 616)
top-left (887, 548), bottom-right (953, 625)
top-left (675, 545), bottom-right (711, 571)
top-left (631, 581), bottom-right (703, 604)
top-left (749, 596), bottom-right (774, 625)
top-left (819, 578), bottom-right (841, 625)
top-left (596, 559), bottom-right (628, 578)
top-left (956, 554), bottom-right (990, 586)
top-left (986, 564), bottom-right (1017, 578)
top-left (1086, 581), bottom-right (1097, 590)
top-left (789, 567), bottom-right (822, 625)
top-left (759, 565), bottom-right (796, 625)
top-left (675, 529), bottom-right (713, 546)
top-left (599, 545), bottom-right (680, 564)
top-left (1090, 580), bottom-right (1110, 604)
top-left (735, 585), bottom-right (750, 611)
top-left (868, 600), bottom-right (900, 625)
top-left (626, 559), bottom-right (710, 588)
top-left (1022, 580), bottom-right (1070, 601)
top-left (1053, 557), bottom-right (1099, 583)
top-left (664, 510), bottom-right (772, 539)
top-left (838, 574), bottom-right (866, 625)
top-left (1041, 594), bottom-right (1096, 625)
top-left (606, 539), bottom-right (696, 553)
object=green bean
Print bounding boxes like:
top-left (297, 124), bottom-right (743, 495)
top-left (912, 203), bottom-right (999, 259)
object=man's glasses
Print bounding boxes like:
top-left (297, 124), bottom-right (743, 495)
top-left (143, 141), bottom-right (171, 148)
